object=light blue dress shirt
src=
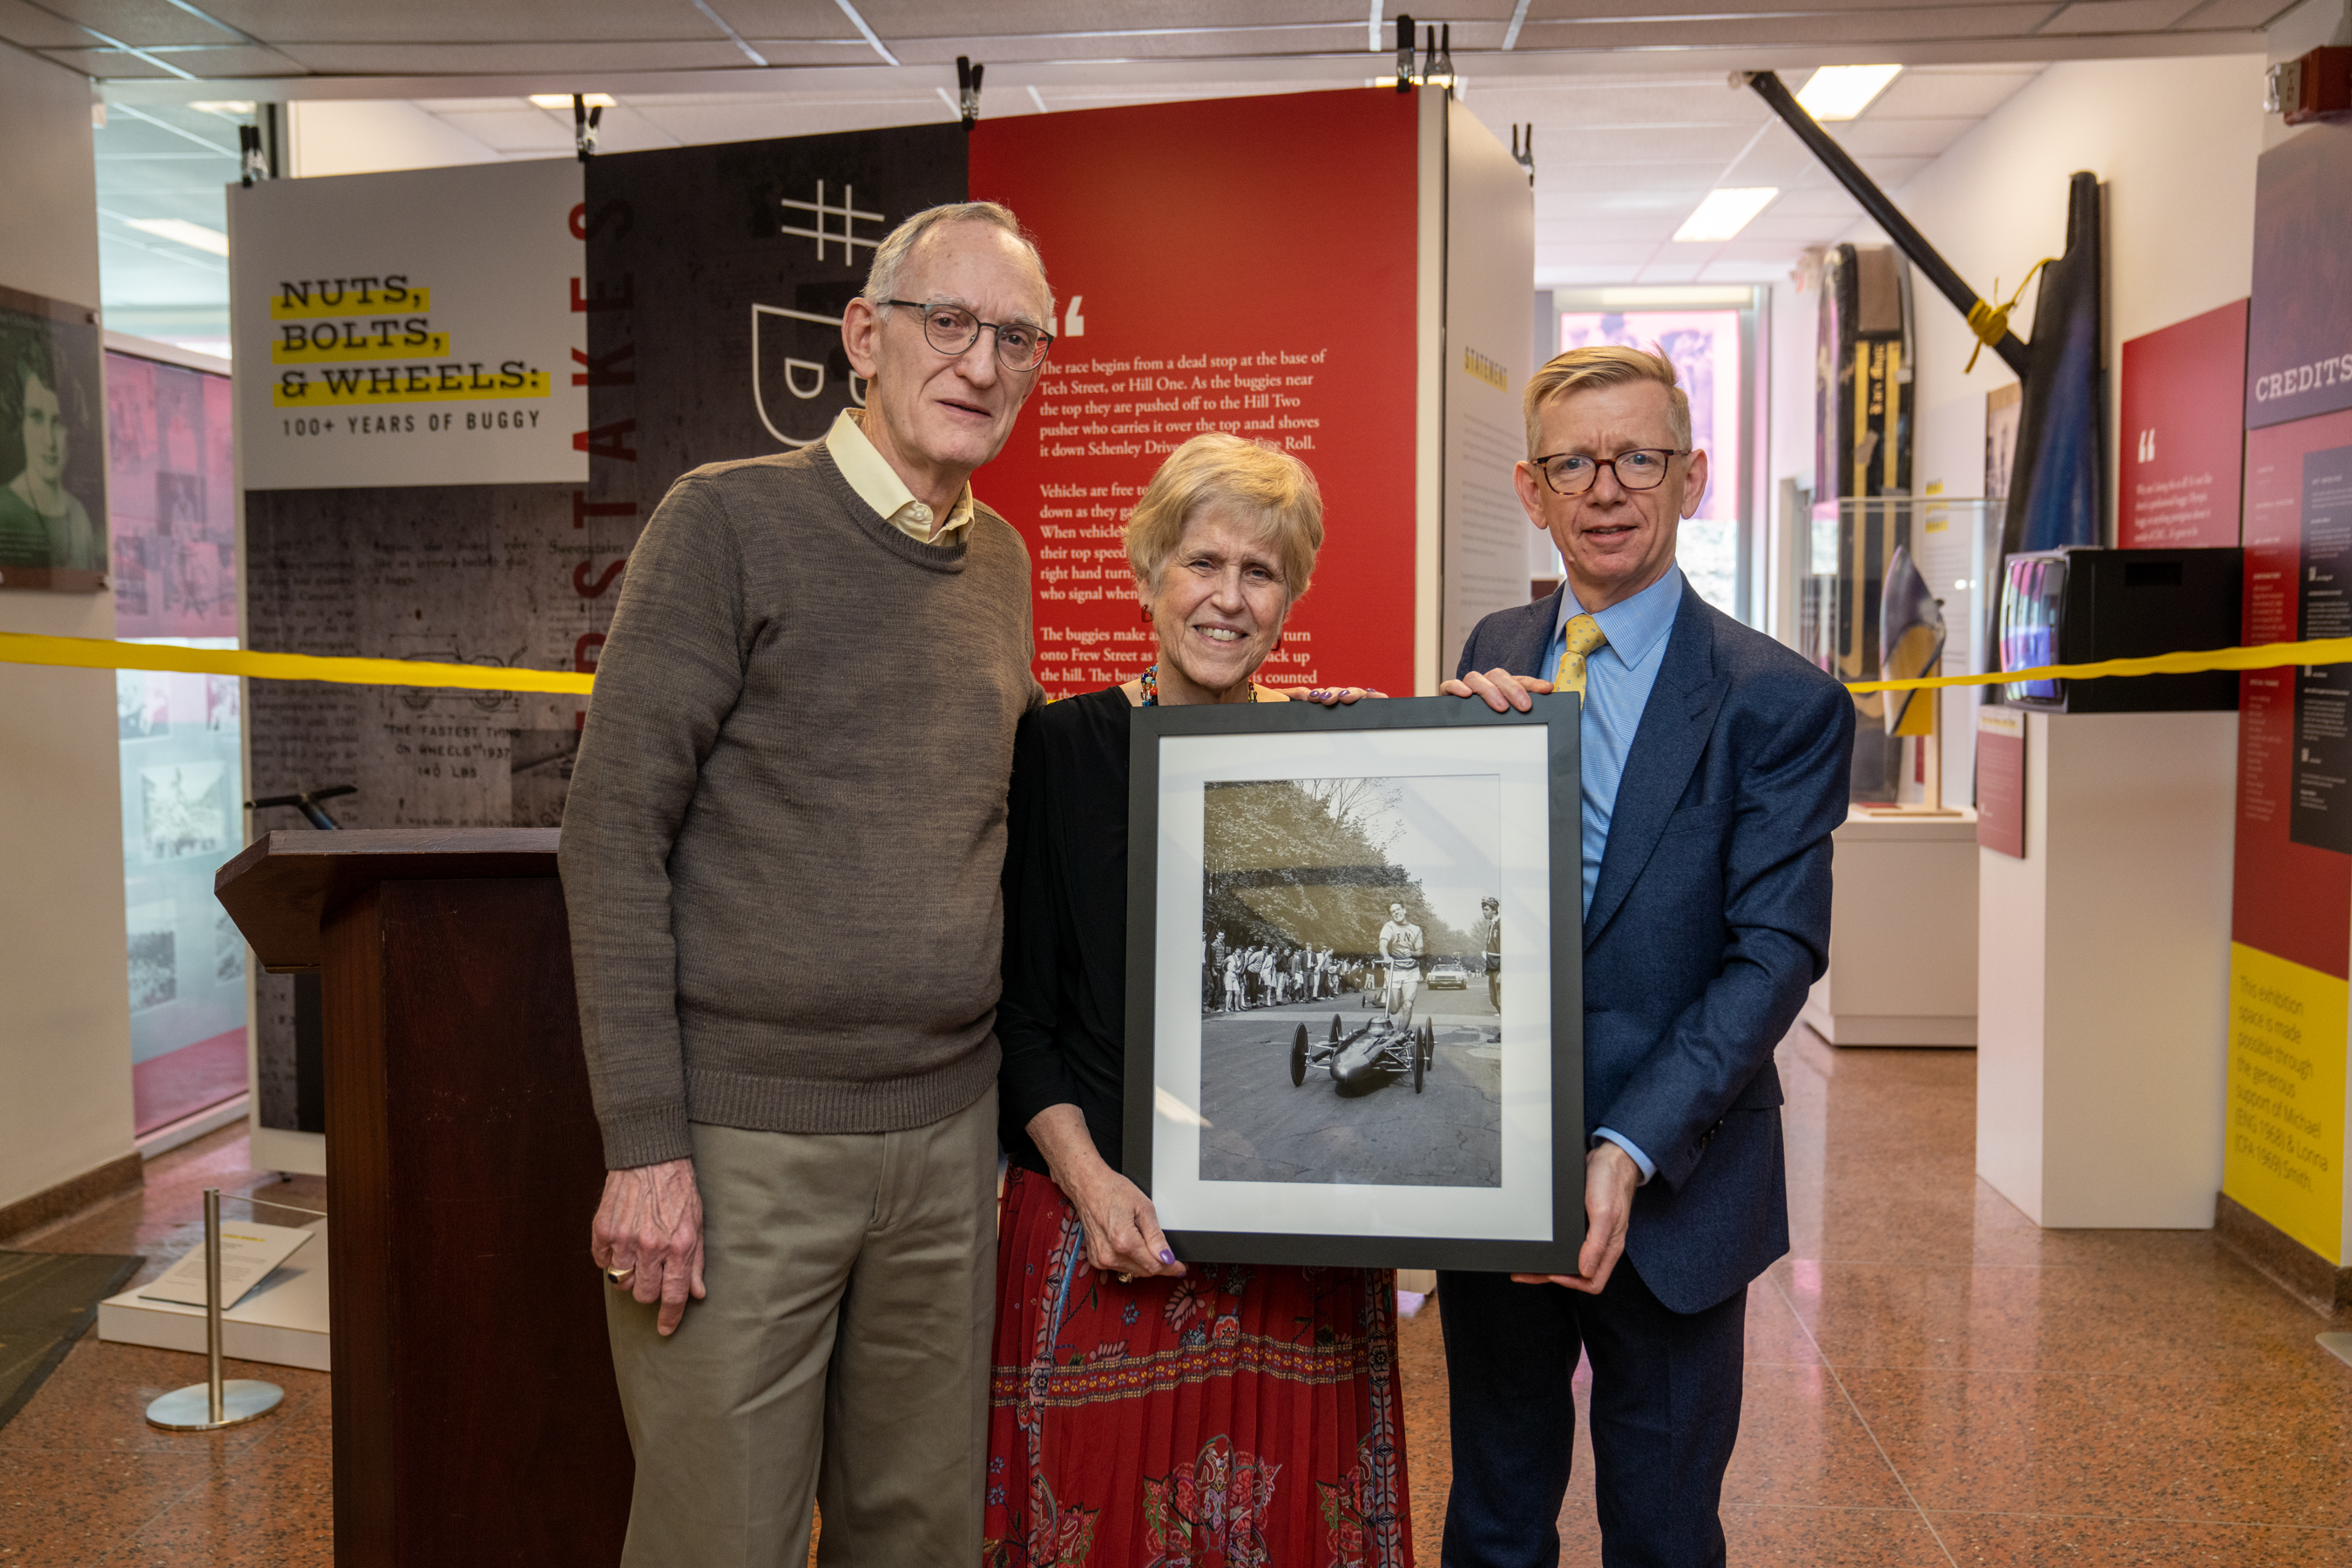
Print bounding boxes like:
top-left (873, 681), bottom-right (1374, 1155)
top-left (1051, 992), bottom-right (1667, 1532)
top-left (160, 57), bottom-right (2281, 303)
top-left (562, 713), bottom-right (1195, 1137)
top-left (1543, 564), bottom-right (1686, 1185)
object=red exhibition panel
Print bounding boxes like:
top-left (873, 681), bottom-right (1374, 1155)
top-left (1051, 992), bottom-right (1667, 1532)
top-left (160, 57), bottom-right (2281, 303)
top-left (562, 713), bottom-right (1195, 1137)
top-left (2232, 408), bottom-right (2352, 977)
top-left (971, 90), bottom-right (1422, 700)
top-left (2118, 299), bottom-right (2248, 549)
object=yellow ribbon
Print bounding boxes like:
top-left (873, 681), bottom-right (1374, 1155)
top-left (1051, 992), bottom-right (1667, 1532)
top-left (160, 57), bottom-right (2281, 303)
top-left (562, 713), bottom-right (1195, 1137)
top-left (1963, 257), bottom-right (2055, 375)
top-left (0, 632), bottom-right (596, 694)
top-left (1845, 636), bottom-right (2352, 695)
top-left (2, 630), bottom-right (2344, 703)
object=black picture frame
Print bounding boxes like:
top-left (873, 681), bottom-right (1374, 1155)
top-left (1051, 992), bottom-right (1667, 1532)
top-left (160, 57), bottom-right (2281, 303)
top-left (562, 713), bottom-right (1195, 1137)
top-left (1123, 693), bottom-right (1584, 1273)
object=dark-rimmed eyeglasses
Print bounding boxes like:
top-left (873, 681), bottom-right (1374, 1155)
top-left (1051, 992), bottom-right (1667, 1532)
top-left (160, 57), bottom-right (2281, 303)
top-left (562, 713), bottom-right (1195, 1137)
top-left (1531, 448), bottom-right (1688, 496)
top-left (884, 299), bottom-right (1053, 372)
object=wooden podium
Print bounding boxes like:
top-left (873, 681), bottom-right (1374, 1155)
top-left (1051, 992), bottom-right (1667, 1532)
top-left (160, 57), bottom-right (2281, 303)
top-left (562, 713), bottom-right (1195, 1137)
top-left (216, 828), bottom-right (632, 1566)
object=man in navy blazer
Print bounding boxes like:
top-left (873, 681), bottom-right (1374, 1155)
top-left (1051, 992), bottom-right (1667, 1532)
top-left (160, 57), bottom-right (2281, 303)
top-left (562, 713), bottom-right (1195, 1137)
top-left (1441, 346), bottom-right (1852, 1567)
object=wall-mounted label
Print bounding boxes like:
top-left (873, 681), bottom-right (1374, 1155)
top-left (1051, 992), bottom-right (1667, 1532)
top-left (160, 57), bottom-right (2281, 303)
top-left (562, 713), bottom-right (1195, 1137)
top-left (231, 159), bottom-right (585, 490)
top-left (2119, 300), bottom-right (2247, 548)
top-left (1976, 707), bottom-right (2024, 859)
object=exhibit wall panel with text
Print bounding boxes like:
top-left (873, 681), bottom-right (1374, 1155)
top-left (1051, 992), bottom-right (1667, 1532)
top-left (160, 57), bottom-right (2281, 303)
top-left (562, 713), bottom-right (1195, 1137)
top-left (2225, 115), bottom-right (2352, 1267)
top-left (2227, 405), bottom-right (2352, 1264)
top-left (971, 90), bottom-right (1424, 699)
top-left (2118, 300), bottom-right (2247, 549)
top-left (1442, 98), bottom-right (1538, 679)
top-left (233, 159), bottom-right (587, 1162)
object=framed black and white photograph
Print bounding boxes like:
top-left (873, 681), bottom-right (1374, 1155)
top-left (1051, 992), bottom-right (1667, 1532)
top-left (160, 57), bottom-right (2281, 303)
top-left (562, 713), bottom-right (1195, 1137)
top-left (0, 283), bottom-right (107, 592)
top-left (1124, 695), bottom-right (1584, 1273)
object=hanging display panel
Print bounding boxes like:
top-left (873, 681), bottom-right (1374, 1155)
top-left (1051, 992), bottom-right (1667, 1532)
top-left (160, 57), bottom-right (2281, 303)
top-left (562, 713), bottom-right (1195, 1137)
top-left (971, 91), bottom-right (1422, 700)
top-left (229, 159), bottom-right (585, 490)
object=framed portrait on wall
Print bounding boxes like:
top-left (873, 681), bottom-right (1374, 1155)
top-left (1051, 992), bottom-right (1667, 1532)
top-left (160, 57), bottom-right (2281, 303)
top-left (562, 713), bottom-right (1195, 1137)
top-left (0, 283), bottom-right (107, 592)
top-left (1124, 694), bottom-right (1584, 1273)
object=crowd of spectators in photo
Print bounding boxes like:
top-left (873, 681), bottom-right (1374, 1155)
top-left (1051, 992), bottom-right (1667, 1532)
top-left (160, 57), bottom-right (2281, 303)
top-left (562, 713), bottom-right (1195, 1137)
top-left (1201, 933), bottom-right (1369, 1013)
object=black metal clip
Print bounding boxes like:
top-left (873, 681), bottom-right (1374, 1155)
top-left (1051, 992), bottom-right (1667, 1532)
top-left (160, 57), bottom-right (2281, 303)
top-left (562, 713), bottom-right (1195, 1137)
top-left (574, 93), bottom-right (603, 161)
top-left (1395, 14), bottom-right (1416, 92)
top-left (238, 124), bottom-right (267, 187)
top-left (1511, 123), bottom-right (1536, 184)
top-left (956, 56), bottom-right (984, 131)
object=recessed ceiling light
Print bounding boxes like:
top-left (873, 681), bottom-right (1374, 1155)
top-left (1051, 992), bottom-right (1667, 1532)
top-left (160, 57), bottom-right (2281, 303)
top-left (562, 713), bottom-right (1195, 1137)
top-left (530, 93), bottom-right (616, 109)
top-left (1795, 64), bottom-right (1903, 121)
top-left (121, 218), bottom-right (229, 256)
top-left (1673, 187), bottom-right (1779, 243)
top-left (188, 100), bottom-right (255, 117)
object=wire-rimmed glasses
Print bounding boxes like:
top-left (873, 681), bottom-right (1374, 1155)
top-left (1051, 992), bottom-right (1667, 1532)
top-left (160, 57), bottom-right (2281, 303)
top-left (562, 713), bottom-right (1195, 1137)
top-left (1531, 448), bottom-right (1688, 496)
top-left (884, 299), bottom-right (1054, 372)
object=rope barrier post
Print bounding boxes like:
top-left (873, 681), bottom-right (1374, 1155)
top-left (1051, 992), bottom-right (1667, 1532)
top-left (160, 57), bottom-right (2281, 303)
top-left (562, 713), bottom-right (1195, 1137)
top-left (144, 1188), bottom-right (287, 1431)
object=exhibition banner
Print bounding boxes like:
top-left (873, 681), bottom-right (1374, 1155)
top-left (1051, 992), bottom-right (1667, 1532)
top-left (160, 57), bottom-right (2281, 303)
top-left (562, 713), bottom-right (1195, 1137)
top-left (2117, 300), bottom-right (2247, 549)
top-left (2246, 121), bottom-right (2352, 431)
top-left (2227, 406), bottom-right (2352, 1264)
top-left (971, 91), bottom-right (1422, 700)
top-left (229, 159), bottom-right (585, 489)
top-left (581, 125), bottom-right (970, 527)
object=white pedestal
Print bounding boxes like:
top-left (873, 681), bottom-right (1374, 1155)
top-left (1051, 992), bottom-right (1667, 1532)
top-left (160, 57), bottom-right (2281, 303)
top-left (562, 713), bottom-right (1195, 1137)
top-left (1801, 806), bottom-right (1980, 1047)
top-left (97, 1220), bottom-right (330, 1372)
top-left (1976, 711), bottom-right (2237, 1227)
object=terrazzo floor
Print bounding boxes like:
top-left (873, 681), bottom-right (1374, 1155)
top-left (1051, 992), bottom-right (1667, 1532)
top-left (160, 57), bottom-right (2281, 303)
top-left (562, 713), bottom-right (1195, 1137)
top-left (8, 1029), bottom-right (2352, 1565)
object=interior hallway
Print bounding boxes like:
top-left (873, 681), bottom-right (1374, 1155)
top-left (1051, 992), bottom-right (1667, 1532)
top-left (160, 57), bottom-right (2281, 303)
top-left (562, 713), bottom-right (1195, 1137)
top-left (8, 1028), bottom-right (2352, 1565)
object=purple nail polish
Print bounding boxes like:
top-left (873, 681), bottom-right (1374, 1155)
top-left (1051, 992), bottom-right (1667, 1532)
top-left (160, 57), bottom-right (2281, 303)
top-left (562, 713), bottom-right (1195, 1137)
top-left (1159, 1249), bottom-right (1175, 1265)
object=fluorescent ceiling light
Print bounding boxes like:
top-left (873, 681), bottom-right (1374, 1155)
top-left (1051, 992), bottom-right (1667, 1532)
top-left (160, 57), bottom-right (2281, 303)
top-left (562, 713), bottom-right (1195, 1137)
top-left (188, 100), bottom-right (255, 117)
top-left (530, 93), bottom-right (616, 109)
top-left (1673, 187), bottom-right (1778, 243)
top-left (122, 218), bottom-right (229, 256)
top-left (1795, 64), bottom-right (1902, 121)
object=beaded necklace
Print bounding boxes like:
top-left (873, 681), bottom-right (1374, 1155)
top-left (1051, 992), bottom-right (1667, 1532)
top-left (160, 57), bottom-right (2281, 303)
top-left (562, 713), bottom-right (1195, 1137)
top-left (1139, 664), bottom-right (1257, 707)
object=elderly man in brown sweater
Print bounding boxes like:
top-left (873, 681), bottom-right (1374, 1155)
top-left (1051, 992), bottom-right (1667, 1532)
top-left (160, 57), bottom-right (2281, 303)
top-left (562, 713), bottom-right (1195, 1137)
top-left (558, 201), bottom-right (1053, 1567)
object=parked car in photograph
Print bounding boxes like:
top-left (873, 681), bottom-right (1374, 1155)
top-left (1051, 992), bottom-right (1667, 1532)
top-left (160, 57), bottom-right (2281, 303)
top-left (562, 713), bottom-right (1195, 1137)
top-left (1426, 958), bottom-right (1469, 990)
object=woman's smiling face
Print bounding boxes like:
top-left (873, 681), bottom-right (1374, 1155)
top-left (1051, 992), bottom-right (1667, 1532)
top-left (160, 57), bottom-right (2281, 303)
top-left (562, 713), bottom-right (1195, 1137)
top-left (1146, 503), bottom-right (1290, 702)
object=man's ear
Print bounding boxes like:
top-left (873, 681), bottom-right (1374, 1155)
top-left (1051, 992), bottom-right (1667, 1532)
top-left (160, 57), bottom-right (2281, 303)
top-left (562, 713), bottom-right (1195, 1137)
top-left (841, 296), bottom-right (882, 380)
top-left (1681, 449), bottom-right (1711, 518)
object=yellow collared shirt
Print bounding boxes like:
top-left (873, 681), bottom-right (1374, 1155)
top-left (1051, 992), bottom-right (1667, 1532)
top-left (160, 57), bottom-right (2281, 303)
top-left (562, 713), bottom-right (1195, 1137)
top-left (825, 408), bottom-right (976, 545)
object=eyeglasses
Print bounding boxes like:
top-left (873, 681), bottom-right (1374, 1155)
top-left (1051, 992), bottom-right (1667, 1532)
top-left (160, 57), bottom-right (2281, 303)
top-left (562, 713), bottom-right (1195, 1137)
top-left (1530, 448), bottom-right (1688, 496)
top-left (884, 300), bottom-right (1053, 372)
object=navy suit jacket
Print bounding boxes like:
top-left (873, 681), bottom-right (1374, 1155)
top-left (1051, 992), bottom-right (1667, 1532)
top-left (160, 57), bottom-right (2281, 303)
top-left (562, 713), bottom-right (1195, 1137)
top-left (1457, 585), bottom-right (1854, 1314)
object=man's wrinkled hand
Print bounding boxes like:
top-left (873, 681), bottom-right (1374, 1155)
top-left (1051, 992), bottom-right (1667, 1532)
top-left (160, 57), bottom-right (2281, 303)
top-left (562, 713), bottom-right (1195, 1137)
top-left (591, 1155), bottom-right (707, 1335)
top-left (1441, 668), bottom-right (1556, 713)
top-left (1511, 1141), bottom-right (1639, 1296)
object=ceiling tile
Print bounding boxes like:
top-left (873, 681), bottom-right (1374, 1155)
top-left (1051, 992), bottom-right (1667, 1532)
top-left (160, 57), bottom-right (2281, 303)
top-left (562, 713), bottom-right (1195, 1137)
top-left (2037, 0), bottom-right (2204, 28)
top-left (265, 39), bottom-right (748, 72)
top-left (22, 0), bottom-right (238, 45)
top-left (1830, 115), bottom-right (1983, 157)
top-left (1869, 64), bottom-right (2046, 118)
top-left (44, 41), bottom-right (306, 74)
top-left (200, 0), bottom-right (755, 44)
top-left (0, 0), bottom-right (96, 48)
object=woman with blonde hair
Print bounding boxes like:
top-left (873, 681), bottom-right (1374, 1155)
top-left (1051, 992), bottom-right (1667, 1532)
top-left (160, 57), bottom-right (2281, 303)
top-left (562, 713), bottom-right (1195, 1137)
top-left (985, 433), bottom-right (1410, 1567)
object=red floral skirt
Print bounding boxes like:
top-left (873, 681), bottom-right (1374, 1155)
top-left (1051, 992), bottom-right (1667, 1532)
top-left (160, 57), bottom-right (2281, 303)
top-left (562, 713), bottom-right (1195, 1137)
top-left (984, 1166), bottom-right (1413, 1568)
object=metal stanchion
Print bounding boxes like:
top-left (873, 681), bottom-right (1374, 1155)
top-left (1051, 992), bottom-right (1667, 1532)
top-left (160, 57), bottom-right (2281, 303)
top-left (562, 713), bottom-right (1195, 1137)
top-left (145, 1188), bottom-right (285, 1431)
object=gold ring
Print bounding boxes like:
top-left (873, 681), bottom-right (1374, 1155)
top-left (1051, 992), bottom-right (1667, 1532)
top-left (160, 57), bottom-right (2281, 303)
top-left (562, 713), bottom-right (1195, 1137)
top-left (605, 1267), bottom-right (634, 1285)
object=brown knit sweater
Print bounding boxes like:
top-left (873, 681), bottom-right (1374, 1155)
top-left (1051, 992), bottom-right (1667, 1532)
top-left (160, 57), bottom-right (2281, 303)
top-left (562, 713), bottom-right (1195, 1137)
top-left (558, 441), bottom-right (1042, 1168)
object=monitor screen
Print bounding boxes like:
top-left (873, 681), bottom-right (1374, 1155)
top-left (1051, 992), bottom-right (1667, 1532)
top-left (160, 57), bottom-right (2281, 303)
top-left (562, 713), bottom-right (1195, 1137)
top-left (2000, 554), bottom-right (2066, 703)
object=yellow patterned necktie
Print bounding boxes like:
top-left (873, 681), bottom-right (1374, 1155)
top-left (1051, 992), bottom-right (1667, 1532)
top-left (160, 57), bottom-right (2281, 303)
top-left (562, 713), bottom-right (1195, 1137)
top-left (1555, 613), bottom-right (1606, 697)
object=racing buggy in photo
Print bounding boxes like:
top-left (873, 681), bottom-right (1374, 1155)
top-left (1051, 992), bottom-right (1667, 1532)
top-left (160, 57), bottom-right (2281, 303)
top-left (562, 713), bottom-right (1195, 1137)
top-left (1290, 1011), bottom-right (1436, 1095)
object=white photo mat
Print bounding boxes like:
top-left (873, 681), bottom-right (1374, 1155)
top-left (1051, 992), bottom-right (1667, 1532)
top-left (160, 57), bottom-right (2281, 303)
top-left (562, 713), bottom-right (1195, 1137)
top-left (1147, 722), bottom-right (1556, 1244)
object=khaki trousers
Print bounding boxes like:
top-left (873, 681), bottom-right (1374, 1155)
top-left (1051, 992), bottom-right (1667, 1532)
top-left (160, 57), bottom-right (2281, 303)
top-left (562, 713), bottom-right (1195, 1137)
top-left (606, 1089), bottom-right (997, 1568)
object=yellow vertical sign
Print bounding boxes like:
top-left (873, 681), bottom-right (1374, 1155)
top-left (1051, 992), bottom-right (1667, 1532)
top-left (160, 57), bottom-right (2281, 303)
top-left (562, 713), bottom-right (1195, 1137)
top-left (2222, 943), bottom-right (2348, 1262)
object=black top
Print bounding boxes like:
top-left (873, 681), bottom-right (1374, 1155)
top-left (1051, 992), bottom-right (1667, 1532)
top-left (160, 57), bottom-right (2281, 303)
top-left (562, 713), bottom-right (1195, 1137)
top-left (997, 685), bottom-right (1135, 1178)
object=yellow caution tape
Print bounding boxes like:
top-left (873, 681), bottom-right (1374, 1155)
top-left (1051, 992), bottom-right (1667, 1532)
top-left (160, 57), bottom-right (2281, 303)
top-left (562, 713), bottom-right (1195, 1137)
top-left (2, 630), bottom-right (2346, 703)
top-left (0, 632), bottom-right (595, 694)
top-left (1846, 636), bottom-right (2352, 695)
